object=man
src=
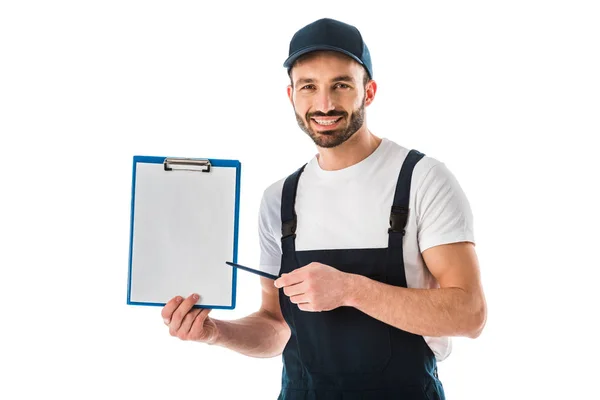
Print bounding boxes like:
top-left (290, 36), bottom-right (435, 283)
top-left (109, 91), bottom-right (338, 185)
top-left (161, 18), bottom-right (487, 399)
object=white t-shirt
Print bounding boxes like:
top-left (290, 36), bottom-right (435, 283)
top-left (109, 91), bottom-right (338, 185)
top-left (258, 137), bottom-right (475, 361)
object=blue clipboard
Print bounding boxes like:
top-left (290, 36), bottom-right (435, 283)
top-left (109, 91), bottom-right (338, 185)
top-left (127, 155), bottom-right (241, 309)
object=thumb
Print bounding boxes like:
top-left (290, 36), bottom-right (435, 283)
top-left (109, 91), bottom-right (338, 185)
top-left (274, 273), bottom-right (289, 288)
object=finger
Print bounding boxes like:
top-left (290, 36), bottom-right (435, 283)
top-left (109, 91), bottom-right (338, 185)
top-left (289, 293), bottom-right (309, 304)
top-left (190, 308), bottom-right (211, 341)
top-left (275, 272), bottom-right (304, 288)
top-left (283, 280), bottom-right (308, 298)
top-left (169, 293), bottom-right (200, 331)
top-left (298, 302), bottom-right (316, 312)
top-left (190, 308), bottom-right (212, 340)
top-left (161, 296), bottom-right (184, 324)
top-left (177, 307), bottom-right (203, 337)
top-left (273, 273), bottom-right (287, 288)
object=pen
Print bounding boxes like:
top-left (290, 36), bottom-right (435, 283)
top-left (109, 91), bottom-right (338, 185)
top-left (225, 261), bottom-right (279, 280)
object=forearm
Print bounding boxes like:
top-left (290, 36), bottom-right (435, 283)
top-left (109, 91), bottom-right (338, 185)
top-left (211, 310), bottom-right (290, 358)
top-left (346, 274), bottom-right (485, 338)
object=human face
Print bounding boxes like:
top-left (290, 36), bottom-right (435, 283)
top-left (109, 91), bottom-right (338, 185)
top-left (287, 52), bottom-right (371, 148)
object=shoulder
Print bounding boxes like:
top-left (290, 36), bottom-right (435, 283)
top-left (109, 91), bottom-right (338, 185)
top-left (381, 138), bottom-right (446, 184)
top-left (259, 176), bottom-right (284, 216)
top-left (259, 162), bottom-right (306, 216)
top-left (382, 139), bottom-right (467, 208)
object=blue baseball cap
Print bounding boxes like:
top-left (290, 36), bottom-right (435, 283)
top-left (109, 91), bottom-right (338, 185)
top-left (283, 18), bottom-right (373, 79)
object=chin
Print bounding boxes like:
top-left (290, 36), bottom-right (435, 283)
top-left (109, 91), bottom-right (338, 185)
top-left (311, 131), bottom-right (350, 148)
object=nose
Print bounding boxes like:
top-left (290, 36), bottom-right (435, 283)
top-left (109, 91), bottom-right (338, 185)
top-left (314, 90), bottom-right (335, 114)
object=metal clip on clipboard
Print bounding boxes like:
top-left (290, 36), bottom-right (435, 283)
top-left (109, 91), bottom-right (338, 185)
top-left (163, 157), bottom-right (212, 172)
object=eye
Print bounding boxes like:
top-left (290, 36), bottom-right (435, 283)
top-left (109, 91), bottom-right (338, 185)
top-left (300, 84), bottom-right (315, 90)
top-left (334, 83), bottom-right (350, 89)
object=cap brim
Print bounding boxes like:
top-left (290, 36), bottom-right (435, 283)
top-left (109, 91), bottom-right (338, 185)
top-left (283, 45), bottom-right (364, 69)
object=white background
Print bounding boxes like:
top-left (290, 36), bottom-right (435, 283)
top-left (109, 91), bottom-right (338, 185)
top-left (1, 1), bottom-right (598, 399)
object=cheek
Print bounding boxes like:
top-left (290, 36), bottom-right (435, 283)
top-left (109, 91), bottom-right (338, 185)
top-left (354, 93), bottom-right (365, 108)
top-left (293, 100), bottom-right (311, 117)
top-left (335, 93), bottom-right (360, 111)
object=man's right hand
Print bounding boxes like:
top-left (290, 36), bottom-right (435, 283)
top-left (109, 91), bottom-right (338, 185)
top-left (161, 293), bottom-right (218, 344)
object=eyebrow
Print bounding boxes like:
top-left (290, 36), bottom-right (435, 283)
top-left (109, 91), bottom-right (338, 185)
top-left (331, 75), bottom-right (355, 83)
top-left (294, 75), bottom-right (356, 87)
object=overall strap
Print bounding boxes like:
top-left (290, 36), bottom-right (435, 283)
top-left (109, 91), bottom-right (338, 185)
top-left (388, 149), bottom-right (425, 249)
top-left (386, 149), bottom-right (425, 287)
top-left (280, 164), bottom-right (307, 258)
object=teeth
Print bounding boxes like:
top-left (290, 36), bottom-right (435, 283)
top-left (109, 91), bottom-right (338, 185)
top-left (313, 118), bottom-right (340, 125)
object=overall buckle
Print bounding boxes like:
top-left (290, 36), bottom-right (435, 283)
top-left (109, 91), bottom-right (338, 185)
top-left (389, 205), bottom-right (408, 234)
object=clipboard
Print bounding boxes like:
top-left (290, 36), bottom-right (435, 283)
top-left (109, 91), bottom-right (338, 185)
top-left (127, 155), bottom-right (241, 309)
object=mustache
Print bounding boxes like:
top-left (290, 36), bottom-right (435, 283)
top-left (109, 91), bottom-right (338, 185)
top-left (307, 110), bottom-right (347, 118)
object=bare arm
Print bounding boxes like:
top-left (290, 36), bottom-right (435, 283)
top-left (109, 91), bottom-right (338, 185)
top-left (346, 241), bottom-right (487, 338)
top-left (212, 277), bottom-right (291, 357)
top-left (162, 276), bottom-right (290, 358)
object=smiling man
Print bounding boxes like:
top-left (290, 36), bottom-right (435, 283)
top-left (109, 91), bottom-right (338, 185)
top-left (161, 18), bottom-right (487, 400)
top-left (291, 60), bottom-right (369, 149)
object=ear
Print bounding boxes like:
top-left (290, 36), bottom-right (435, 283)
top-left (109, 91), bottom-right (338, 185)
top-left (364, 80), bottom-right (377, 106)
top-left (287, 85), bottom-right (294, 106)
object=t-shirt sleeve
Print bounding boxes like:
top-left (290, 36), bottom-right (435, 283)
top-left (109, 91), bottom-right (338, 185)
top-left (258, 189), bottom-right (283, 276)
top-left (416, 162), bottom-right (475, 252)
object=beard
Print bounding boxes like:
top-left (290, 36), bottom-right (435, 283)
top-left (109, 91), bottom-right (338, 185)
top-left (294, 98), bottom-right (366, 149)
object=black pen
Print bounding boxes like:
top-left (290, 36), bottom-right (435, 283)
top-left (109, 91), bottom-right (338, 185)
top-left (225, 261), bottom-right (279, 280)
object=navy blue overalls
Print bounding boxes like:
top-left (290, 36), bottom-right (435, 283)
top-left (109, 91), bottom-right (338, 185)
top-left (277, 150), bottom-right (445, 400)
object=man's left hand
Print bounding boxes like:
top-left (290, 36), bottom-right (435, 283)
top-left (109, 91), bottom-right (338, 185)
top-left (274, 262), bottom-right (352, 312)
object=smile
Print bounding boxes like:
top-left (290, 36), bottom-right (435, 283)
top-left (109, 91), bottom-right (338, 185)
top-left (311, 117), bottom-right (343, 126)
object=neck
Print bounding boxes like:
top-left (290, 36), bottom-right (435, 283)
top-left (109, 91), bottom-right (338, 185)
top-left (316, 127), bottom-right (382, 171)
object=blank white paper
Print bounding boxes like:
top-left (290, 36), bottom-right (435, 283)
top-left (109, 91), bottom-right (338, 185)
top-left (129, 161), bottom-right (237, 307)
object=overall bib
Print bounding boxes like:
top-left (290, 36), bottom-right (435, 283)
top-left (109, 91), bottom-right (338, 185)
top-left (277, 150), bottom-right (445, 400)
